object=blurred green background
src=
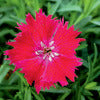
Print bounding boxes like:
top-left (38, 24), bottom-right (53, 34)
top-left (0, 0), bottom-right (100, 100)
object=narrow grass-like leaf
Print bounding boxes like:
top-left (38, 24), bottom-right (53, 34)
top-left (69, 12), bottom-right (77, 27)
top-left (74, 16), bottom-right (92, 29)
top-left (91, 70), bottom-right (100, 81)
top-left (57, 5), bottom-right (82, 12)
top-left (41, 86), bottom-right (71, 93)
top-left (85, 82), bottom-right (97, 89)
top-left (85, 27), bottom-right (100, 34)
top-left (15, 71), bottom-right (29, 87)
top-left (7, 73), bottom-right (19, 85)
top-left (92, 43), bottom-right (98, 67)
top-left (88, 0), bottom-right (100, 15)
top-left (81, 95), bottom-right (85, 100)
top-left (75, 43), bottom-right (87, 51)
top-left (0, 64), bottom-right (10, 83)
top-left (24, 87), bottom-right (32, 100)
top-left (85, 86), bottom-right (100, 91)
top-left (57, 92), bottom-right (71, 100)
top-left (48, 0), bottom-right (62, 15)
top-left (83, 90), bottom-right (93, 96)
top-left (82, 59), bottom-right (89, 68)
top-left (91, 17), bottom-right (100, 26)
top-left (83, 0), bottom-right (91, 13)
top-left (0, 7), bottom-right (14, 12)
top-left (83, 56), bottom-right (93, 86)
top-left (14, 0), bottom-right (26, 19)
top-left (10, 15), bottom-right (26, 23)
top-left (0, 85), bottom-right (19, 90)
top-left (95, 39), bottom-right (100, 44)
top-left (31, 91), bottom-right (43, 100)
top-left (0, 29), bottom-right (16, 37)
top-left (0, 16), bottom-right (16, 26)
top-left (0, 98), bottom-right (4, 100)
top-left (14, 91), bottom-right (23, 100)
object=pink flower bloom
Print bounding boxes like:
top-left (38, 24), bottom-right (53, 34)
top-left (4, 9), bottom-right (85, 94)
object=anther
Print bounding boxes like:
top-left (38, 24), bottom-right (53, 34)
top-left (35, 51), bottom-right (39, 55)
top-left (49, 56), bottom-right (52, 61)
top-left (40, 41), bottom-right (45, 47)
top-left (54, 52), bottom-right (59, 56)
top-left (43, 55), bottom-right (47, 59)
top-left (50, 46), bottom-right (55, 50)
top-left (49, 41), bottom-right (54, 46)
top-left (51, 53), bottom-right (54, 58)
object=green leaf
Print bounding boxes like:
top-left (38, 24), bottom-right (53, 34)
top-left (57, 5), bottom-right (82, 12)
top-left (0, 29), bottom-right (16, 37)
top-left (81, 95), bottom-right (85, 100)
top-left (84, 0), bottom-right (100, 16)
top-left (75, 43), bottom-right (87, 51)
top-left (90, 0), bottom-right (100, 15)
top-left (95, 39), bottom-right (100, 44)
top-left (83, 56), bottom-right (93, 86)
top-left (0, 64), bottom-right (10, 83)
top-left (85, 27), bottom-right (100, 34)
top-left (33, 0), bottom-right (40, 11)
top-left (10, 15), bottom-right (26, 23)
top-left (48, 0), bottom-right (62, 15)
top-left (15, 71), bottom-right (29, 87)
top-left (85, 86), bottom-right (100, 91)
top-left (0, 7), bottom-right (14, 12)
top-left (0, 98), bottom-right (4, 100)
top-left (74, 16), bottom-right (92, 29)
top-left (32, 91), bottom-right (43, 100)
top-left (57, 92), bottom-right (71, 100)
top-left (24, 87), bottom-right (32, 100)
top-left (91, 70), bottom-right (100, 80)
top-left (14, 91), bottom-right (23, 100)
top-left (91, 17), bottom-right (100, 26)
top-left (82, 59), bottom-right (89, 68)
top-left (41, 86), bottom-right (71, 93)
top-left (92, 43), bottom-right (98, 67)
top-left (7, 73), bottom-right (19, 85)
top-left (0, 85), bottom-right (19, 90)
top-left (0, 16), bottom-right (16, 26)
top-left (85, 82), bottom-right (97, 89)
top-left (83, 90), bottom-right (93, 96)
top-left (14, 0), bottom-right (26, 19)
top-left (83, 0), bottom-right (91, 13)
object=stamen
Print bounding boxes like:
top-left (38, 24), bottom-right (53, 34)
top-left (38, 50), bottom-right (43, 53)
top-left (50, 46), bottom-right (55, 50)
top-left (35, 51), bottom-right (39, 55)
top-left (54, 52), bottom-right (59, 56)
top-left (40, 41), bottom-right (45, 47)
top-left (43, 55), bottom-right (47, 59)
top-left (51, 53), bottom-right (54, 58)
top-left (49, 56), bottom-right (52, 61)
top-left (49, 41), bottom-right (54, 46)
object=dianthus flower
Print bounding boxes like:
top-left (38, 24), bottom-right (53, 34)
top-left (4, 9), bottom-right (85, 94)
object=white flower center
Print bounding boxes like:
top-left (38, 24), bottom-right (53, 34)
top-left (35, 41), bottom-right (59, 61)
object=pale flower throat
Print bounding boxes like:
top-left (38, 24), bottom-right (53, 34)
top-left (35, 41), bottom-right (59, 61)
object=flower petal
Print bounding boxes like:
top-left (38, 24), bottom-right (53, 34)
top-left (4, 31), bottom-right (36, 64)
top-left (53, 20), bottom-right (85, 56)
top-left (15, 57), bottom-right (44, 85)
top-left (41, 59), bottom-right (68, 86)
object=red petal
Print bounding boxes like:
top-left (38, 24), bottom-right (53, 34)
top-left (53, 21), bottom-right (85, 56)
top-left (15, 57), bottom-right (44, 85)
top-left (41, 59), bottom-right (68, 86)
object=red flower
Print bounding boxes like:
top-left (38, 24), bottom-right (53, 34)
top-left (4, 9), bottom-right (85, 94)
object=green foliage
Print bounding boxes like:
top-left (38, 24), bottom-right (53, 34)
top-left (0, 0), bottom-right (100, 100)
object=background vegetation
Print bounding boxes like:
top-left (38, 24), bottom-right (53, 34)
top-left (0, 0), bottom-right (100, 100)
